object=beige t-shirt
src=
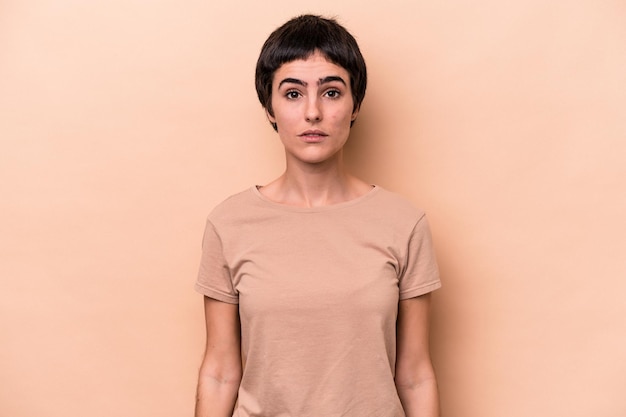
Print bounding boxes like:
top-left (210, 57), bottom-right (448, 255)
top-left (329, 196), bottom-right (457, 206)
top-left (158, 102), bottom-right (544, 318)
top-left (196, 186), bottom-right (441, 416)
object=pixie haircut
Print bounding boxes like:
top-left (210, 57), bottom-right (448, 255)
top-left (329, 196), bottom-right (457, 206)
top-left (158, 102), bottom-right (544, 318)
top-left (255, 15), bottom-right (367, 119)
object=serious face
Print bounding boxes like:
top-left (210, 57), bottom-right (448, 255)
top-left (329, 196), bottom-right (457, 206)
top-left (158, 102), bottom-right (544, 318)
top-left (267, 51), bottom-right (359, 166)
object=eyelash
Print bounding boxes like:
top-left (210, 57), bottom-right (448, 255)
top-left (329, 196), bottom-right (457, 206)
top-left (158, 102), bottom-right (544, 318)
top-left (284, 89), bottom-right (342, 99)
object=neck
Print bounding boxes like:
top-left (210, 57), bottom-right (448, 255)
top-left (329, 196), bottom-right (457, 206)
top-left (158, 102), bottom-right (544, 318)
top-left (261, 151), bottom-right (371, 207)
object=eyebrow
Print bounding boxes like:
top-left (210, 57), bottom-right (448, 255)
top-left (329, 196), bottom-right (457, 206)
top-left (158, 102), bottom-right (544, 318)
top-left (278, 76), bottom-right (347, 88)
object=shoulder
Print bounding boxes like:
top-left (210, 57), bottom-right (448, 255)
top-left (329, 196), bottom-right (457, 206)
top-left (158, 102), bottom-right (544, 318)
top-left (206, 187), bottom-right (258, 224)
top-left (370, 187), bottom-right (426, 222)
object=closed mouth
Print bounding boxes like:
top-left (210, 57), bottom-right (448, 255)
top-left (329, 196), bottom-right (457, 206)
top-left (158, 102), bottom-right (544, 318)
top-left (299, 130), bottom-right (328, 137)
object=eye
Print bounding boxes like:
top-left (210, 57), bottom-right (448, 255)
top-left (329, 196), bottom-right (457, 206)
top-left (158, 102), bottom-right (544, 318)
top-left (324, 89), bottom-right (341, 99)
top-left (285, 90), bottom-right (301, 99)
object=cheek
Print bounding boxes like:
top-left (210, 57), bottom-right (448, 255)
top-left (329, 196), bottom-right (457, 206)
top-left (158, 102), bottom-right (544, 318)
top-left (334, 106), bottom-right (356, 125)
top-left (275, 108), bottom-right (299, 126)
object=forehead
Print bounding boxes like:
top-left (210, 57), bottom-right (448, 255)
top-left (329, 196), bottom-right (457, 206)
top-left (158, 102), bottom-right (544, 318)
top-left (273, 52), bottom-right (350, 84)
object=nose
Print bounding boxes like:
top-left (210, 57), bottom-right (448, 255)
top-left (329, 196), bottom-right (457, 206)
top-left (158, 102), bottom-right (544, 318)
top-left (305, 96), bottom-right (322, 123)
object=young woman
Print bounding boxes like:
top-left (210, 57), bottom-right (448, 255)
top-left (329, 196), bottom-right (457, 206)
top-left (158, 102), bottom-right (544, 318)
top-left (195, 15), bottom-right (441, 417)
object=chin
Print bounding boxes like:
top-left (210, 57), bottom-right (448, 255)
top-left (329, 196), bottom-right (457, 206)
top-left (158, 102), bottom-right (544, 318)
top-left (297, 149), bottom-right (344, 165)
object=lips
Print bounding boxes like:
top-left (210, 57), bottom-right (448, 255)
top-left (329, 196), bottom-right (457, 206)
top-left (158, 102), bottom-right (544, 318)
top-left (298, 130), bottom-right (328, 143)
top-left (298, 129), bottom-right (328, 137)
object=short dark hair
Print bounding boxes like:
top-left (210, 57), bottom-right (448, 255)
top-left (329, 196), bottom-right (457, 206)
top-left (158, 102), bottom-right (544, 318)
top-left (255, 15), bottom-right (367, 119)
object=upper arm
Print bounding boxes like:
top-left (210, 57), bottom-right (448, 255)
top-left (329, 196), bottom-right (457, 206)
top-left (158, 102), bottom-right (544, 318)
top-left (395, 294), bottom-right (436, 385)
top-left (199, 296), bottom-right (242, 382)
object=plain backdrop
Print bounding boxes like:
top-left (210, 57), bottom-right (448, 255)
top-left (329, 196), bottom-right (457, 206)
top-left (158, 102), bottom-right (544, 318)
top-left (1, 1), bottom-right (625, 416)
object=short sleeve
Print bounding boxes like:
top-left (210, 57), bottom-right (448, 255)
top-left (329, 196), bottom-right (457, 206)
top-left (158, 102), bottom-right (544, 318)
top-left (195, 219), bottom-right (239, 304)
top-left (399, 214), bottom-right (441, 299)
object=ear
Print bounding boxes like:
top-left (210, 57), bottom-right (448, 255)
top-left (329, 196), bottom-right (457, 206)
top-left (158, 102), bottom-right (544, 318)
top-left (266, 108), bottom-right (276, 124)
top-left (266, 109), bottom-right (278, 132)
top-left (351, 105), bottom-right (360, 122)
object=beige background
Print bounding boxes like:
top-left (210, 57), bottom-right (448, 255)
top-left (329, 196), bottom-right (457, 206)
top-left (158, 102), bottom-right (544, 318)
top-left (1, 0), bottom-right (625, 416)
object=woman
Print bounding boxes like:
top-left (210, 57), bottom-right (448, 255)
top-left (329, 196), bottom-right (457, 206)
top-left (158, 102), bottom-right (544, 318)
top-left (195, 14), bottom-right (441, 417)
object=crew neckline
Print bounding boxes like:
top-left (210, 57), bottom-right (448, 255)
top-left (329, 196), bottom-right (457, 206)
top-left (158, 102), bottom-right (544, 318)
top-left (251, 185), bottom-right (380, 212)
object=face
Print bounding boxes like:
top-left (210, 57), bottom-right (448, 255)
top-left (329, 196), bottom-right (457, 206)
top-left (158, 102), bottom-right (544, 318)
top-left (267, 51), bottom-right (359, 166)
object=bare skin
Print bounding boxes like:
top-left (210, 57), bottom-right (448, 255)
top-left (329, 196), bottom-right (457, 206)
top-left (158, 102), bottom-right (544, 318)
top-left (195, 298), bottom-right (241, 417)
top-left (396, 294), bottom-right (441, 417)
top-left (261, 51), bottom-right (371, 207)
